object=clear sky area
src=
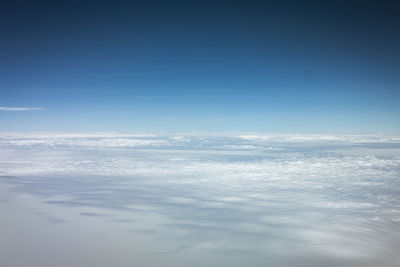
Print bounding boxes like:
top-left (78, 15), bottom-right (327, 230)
top-left (1, 0), bottom-right (399, 132)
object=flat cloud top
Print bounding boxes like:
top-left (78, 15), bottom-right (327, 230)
top-left (1, 132), bottom-right (399, 179)
top-left (0, 132), bottom-right (400, 147)
top-left (0, 132), bottom-right (399, 267)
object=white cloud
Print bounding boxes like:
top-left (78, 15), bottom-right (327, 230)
top-left (238, 133), bottom-right (400, 143)
top-left (0, 107), bottom-right (44, 111)
top-left (1, 132), bottom-right (400, 266)
top-left (1, 132), bottom-right (399, 185)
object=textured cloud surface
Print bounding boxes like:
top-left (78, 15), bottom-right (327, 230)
top-left (0, 132), bottom-right (400, 267)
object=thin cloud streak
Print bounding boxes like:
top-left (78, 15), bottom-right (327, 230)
top-left (0, 107), bottom-right (44, 111)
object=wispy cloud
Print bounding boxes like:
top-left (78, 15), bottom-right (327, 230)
top-left (0, 107), bottom-right (44, 111)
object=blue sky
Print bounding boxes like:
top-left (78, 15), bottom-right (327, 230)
top-left (1, 0), bottom-right (399, 132)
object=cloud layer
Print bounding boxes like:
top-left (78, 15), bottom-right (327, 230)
top-left (0, 132), bottom-right (399, 267)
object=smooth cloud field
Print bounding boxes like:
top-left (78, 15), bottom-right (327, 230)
top-left (0, 132), bottom-right (399, 267)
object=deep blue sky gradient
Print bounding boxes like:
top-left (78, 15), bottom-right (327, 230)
top-left (1, 0), bottom-right (399, 131)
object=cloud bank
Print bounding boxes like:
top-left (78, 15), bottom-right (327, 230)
top-left (0, 132), bottom-right (399, 267)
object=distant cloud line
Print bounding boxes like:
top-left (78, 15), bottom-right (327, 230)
top-left (0, 107), bottom-right (44, 111)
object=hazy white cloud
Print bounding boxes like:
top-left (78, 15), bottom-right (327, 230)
top-left (0, 107), bottom-right (44, 111)
top-left (1, 132), bottom-right (399, 184)
top-left (238, 133), bottom-right (400, 143)
top-left (1, 132), bottom-right (399, 267)
top-left (1, 138), bottom-right (169, 148)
